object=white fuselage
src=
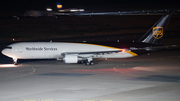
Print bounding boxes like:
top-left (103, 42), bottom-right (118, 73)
top-left (2, 42), bottom-right (137, 60)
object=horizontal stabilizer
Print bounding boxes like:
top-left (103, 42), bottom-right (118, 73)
top-left (130, 45), bottom-right (177, 51)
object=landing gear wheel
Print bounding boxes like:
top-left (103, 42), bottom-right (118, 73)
top-left (90, 61), bottom-right (94, 65)
top-left (85, 61), bottom-right (94, 66)
top-left (80, 60), bottom-right (85, 64)
top-left (85, 62), bottom-right (90, 65)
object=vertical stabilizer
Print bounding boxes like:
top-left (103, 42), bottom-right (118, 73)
top-left (138, 15), bottom-right (171, 44)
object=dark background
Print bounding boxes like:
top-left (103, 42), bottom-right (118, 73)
top-left (0, 15), bottom-right (179, 45)
top-left (0, 0), bottom-right (179, 12)
top-left (0, 0), bottom-right (179, 46)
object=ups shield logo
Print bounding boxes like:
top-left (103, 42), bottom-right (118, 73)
top-left (153, 27), bottom-right (163, 39)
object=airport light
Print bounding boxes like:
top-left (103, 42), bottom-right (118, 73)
top-left (79, 9), bottom-right (84, 11)
top-left (70, 9), bottom-right (78, 12)
top-left (46, 8), bottom-right (52, 11)
top-left (57, 5), bottom-right (62, 9)
top-left (56, 2), bottom-right (62, 9)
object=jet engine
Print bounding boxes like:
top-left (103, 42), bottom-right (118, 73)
top-left (63, 55), bottom-right (78, 63)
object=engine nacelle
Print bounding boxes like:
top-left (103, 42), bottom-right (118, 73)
top-left (63, 55), bottom-right (78, 63)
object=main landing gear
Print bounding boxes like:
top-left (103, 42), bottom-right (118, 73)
top-left (79, 57), bottom-right (94, 66)
top-left (85, 61), bottom-right (94, 66)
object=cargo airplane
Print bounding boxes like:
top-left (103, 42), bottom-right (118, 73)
top-left (1, 15), bottom-right (174, 65)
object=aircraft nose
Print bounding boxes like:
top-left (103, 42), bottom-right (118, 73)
top-left (2, 49), bottom-right (8, 55)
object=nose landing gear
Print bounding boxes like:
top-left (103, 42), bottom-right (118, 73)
top-left (13, 58), bottom-right (18, 65)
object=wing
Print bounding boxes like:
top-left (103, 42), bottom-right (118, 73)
top-left (61, 50), bottom-right (122, 58)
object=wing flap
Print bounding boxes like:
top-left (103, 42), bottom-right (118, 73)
top-left (62, 50), bottom-right (121, 55)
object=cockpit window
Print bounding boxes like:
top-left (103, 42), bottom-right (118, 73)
top-left (5, 46), bottom-right (12, 49)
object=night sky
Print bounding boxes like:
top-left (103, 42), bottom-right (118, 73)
top-left (0, 0), bottom-right (179, 12)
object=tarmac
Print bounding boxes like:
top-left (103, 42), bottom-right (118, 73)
top-left (0, 41), bottom-right (180, 101)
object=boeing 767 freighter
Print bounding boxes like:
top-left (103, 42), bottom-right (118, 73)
top-left (2, 15), bottom-right (174, 65)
